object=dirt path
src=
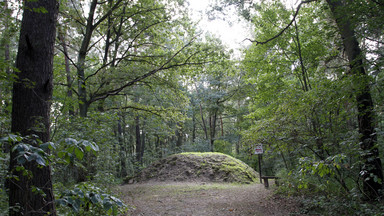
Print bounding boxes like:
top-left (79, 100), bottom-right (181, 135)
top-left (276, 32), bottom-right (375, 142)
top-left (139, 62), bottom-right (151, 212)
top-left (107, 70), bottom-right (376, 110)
top-left (117, 182), bottom-right (300, 216)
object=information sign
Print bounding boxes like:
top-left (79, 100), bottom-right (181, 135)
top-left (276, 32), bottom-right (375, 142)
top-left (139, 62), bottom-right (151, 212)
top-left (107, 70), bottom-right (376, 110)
top-left (255, 145), bottom-right (263, 154)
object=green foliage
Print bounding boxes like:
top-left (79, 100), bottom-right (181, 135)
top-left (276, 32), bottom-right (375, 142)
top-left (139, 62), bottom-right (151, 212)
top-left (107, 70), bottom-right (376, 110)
top-left (1, 134), bottom-right (54, 167)
top-left (1, 0), bottom-right (382, 214)
top-left (181, 138), bottom-right (211, 152)
top-left (56, 182), bottom-right (128, 216)
top-left (240, 0), bottom-right (384, 205)
top-left (213, 140), bottom-right (233, 155)
top-left (294, 194), bottom-right (384, 216)
top-left (57, 138), bottom-right (99, 164)
top-left (0, 140), bottom-right (9, 215)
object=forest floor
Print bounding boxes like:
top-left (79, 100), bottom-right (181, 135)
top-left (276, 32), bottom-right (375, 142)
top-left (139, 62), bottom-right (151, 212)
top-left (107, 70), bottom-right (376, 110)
top-left (117, 181), bottom-right (302, 216)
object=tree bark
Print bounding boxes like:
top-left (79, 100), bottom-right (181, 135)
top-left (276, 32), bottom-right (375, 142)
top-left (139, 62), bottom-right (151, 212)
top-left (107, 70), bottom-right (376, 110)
top-left (141, 127), bottom-right (145, 163)
top-left (75, 0), bottom-right (123, 117)
top-left (58, 27), bottom-right (74, 116)
top-left (326, 0), bottom-right (383, 200)
top-left (199, 103), bottom-right (208, 140)
top-left (209, 111), bottom-right (218, 152)
top-left (117, 118), bottom-right (127, 177)
top-left (77, 0), bottom-right (98, 117)
top-left (135, 115), bottom-right (142, 164)
top-left (10, 0), bottom-right (58, 215)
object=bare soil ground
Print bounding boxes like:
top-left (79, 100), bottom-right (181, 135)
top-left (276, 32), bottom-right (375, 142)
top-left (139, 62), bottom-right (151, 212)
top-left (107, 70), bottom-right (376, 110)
top-left (117, 181), bottom-right (301, 216)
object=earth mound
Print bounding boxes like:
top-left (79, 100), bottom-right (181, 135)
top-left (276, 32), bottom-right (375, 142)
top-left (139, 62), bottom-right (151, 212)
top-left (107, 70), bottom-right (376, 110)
top-left (126, 152), bottom-right (259, 184)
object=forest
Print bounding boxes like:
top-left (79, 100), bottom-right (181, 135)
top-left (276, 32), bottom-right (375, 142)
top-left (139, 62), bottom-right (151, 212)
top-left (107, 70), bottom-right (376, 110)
top-left (0, 0), bottom-right (383, 215)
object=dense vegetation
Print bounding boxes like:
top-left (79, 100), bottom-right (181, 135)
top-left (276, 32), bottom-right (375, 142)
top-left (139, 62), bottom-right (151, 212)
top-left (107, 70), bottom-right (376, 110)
top-left (0, 0), bottom-right (383, 215)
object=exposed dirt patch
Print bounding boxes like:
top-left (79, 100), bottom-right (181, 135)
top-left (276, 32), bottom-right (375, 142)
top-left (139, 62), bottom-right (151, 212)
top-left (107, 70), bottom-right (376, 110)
top-left (117, 182), bottom-right (300, 216)
top-left (126, 152), bottom-right (259, 184)
top-left (118, 153), bottom-right (300, 215)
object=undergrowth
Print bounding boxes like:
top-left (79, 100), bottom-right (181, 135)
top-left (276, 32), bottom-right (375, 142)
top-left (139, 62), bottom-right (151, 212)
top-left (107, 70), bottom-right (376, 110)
top-left (275, 170), bottom-right (384, 216)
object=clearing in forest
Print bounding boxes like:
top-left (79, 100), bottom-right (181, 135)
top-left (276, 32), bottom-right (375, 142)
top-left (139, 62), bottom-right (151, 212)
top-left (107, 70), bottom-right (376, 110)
top-left (118, 182), bottom-right (299, 216)
top-left (117, 153), bottom-right (299, 215)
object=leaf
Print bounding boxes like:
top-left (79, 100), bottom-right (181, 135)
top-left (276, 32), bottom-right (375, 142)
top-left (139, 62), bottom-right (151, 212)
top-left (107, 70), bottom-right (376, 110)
top-left (12, 143), bottom-right (29, 153)
top-left (81, 140), bottom-right (99, 152)
top-left (57, 151), bottom-right (65, 159)
top-left (103, 197), bottom-right (113, 211)
top-left (72, 198), bottom-right (81, 213)
top-left (64, 154), bottom-right (71, 164)
top-left (112, 196), bottom-right (125, 207)
top-left (0, 134), bottom-right (22, 143)
top-left (32, 6), bottom-right (48, 14)
top-left (65, 138), bottom-right (78, 146)
top-left (40, 142), bottom-right (56, 150)
top-left (90, 193), bottom-right (102, 204)
top-left (74, 148), bottom-right (84, 160)
top-left (73, 188), bottom-right (84, 198)
top-left (35, 154), bottom-right (46, 166)
top-left (16, 155), bottom-right (27, 165)
top-left (56, 198), bottom-right (68, 207)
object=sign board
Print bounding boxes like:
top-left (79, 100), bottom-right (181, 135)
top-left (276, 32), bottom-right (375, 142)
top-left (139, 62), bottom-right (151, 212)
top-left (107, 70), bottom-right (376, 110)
top-left (255, 145), bottom-right (263, 154)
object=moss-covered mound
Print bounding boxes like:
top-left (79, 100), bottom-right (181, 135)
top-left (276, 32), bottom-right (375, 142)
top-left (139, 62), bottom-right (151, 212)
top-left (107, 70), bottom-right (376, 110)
top-left (127, 152), bottom-right (259, 184)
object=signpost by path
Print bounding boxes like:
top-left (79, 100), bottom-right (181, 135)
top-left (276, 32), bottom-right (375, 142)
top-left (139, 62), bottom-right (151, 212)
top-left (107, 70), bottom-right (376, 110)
top-left (255, 145), bottom-right (263, 183)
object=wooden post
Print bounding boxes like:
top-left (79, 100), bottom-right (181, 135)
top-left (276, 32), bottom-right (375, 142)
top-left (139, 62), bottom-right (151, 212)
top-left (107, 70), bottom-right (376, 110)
top-left (258, 154), bottom-right (262, 183)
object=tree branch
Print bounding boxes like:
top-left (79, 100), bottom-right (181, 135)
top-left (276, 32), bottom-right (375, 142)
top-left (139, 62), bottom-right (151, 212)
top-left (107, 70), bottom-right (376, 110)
top-left (89, 36), bottom-right (199, 103)
top-left (245, 0), bottom-right (317, 45)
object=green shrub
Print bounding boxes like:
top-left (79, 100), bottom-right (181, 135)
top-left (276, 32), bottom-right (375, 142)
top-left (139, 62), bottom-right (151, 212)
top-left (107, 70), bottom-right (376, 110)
top-left (56, 182), bottom-right (128, 216)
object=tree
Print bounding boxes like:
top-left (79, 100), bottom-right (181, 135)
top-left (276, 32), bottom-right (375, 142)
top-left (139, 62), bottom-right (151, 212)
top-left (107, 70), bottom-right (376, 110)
top-left (238, 0), bottom-right (383, 200)
top-left (58, 0), bottom-right (204, 117)
top-left (326, 0), bottom-right (383, 200)
top-left (0, 0), bottom-right (18, 143)
top-left (9, 0), bottom-right (58, 215)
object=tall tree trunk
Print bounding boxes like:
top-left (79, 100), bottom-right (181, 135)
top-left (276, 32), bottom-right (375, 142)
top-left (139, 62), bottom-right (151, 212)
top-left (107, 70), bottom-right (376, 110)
top-left (199, 103), bottom-right (208, 140)
top-left (294, 21), bottom-right (311, 91)
top-left (220, 115), bottom-right (224, 137)
top-left (10, 0), bottom-right (58, 215)
top-left (77, 0), bottom-right (98, 117)
top-left (326, 0), bottom-right (383, 200)
top-left (141, 127), bottom-right (145, 164)
top-left (209, 111), bottom-right (218, 152)
top-left (58, 27), bottom-right (74, 116)
top-left (135, 115), bottom-right (142, 164)
top-left (117, 117), bottom-right (127, 177)
top-left (192, 111), bottom-right (196, 143)
top-left (235, 100), bottom-right (242, 155)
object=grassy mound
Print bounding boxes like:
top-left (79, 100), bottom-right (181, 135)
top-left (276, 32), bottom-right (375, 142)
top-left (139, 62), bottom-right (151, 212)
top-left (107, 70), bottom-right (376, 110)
top-left (126, 152), bottom-right (259, 184)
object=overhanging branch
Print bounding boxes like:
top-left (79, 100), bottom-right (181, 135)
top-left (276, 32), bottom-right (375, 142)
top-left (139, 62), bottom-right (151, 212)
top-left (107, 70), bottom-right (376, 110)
top-left (245, 0), bottom-right (317, 45)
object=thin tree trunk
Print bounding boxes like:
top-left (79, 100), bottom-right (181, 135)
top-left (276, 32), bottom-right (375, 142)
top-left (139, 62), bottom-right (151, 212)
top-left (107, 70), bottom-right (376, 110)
top-left (135, 116), bottom-right (142, 164)
top-left (10, 0), bottom-right (58, 215)
top-left (220, 115), bottom-right (224, 137)
top-left (294, 21), bottom-right (310, 91)
top-left (117, 118), bottom-right (127, 177)
top-left (326, 0), bottom-right (383, 200)
top-left (209, 111), bottom-right (218, 152)
top-left (199, 103), bottom-right (208, 140)
top-left (141, 127), bottom-right (145, 164)
top-left (192, 115), bottom-right (196, 143)
top-left (58, 27), bottom-right (74, 116)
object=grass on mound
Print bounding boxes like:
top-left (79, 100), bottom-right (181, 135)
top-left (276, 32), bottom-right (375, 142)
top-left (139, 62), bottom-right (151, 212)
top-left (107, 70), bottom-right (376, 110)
top-left (127, 152), bottom-right (259, 184)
